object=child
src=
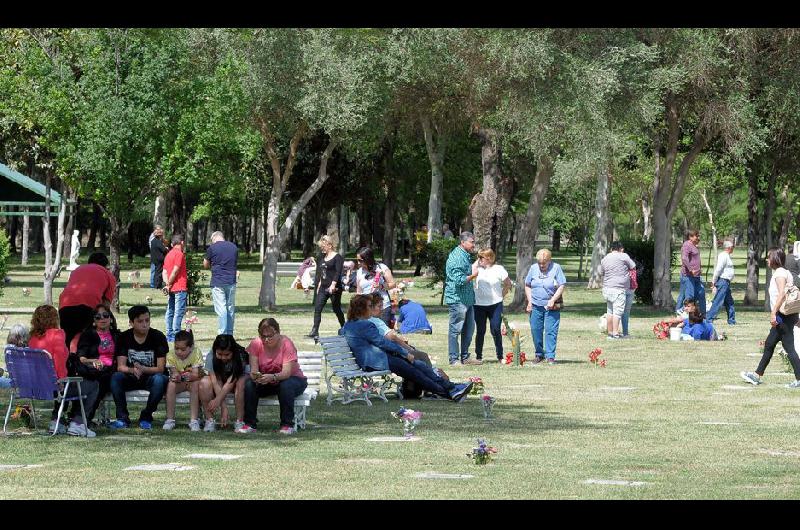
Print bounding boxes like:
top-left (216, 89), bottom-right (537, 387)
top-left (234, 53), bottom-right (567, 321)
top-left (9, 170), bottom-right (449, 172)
top-left (678, 309), bottom-right (715, 341)
top-left (163, 330), bottom-right (204, 431)
top-left (198, 334), bottom-right (248, 432)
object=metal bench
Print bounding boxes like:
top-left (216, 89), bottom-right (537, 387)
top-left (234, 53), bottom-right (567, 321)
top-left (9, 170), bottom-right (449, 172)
top-left (99, 351), bottom-right (321, 430)
top-left (319, 335), bottom-right (401, 406)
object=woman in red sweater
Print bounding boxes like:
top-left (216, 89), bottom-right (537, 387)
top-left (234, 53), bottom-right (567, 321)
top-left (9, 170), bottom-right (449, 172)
top-left (28, 305), bottom-right (99, 437)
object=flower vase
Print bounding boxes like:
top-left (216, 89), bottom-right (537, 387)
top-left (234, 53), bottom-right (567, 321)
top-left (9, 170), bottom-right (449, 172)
top-left (482, 399), bottom-right (495, 419)
top-left (512, 330), bottom-right (521, 366)
top-left (475, 453), bottom-right (490, 465)
top-left (403, 420), bottom-right (415, 438)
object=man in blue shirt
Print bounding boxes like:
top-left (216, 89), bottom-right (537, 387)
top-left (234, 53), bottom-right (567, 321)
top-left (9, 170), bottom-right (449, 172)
top-left (203, 231), bottom-right (238, 335)
top-left (444, 232), bottom-right (480, 366)
top-left (397, 299), bottom-right (432, 334)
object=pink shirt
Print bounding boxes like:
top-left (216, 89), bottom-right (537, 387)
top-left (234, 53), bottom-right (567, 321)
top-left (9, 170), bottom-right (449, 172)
top-left (246, 336), bottom-right (305, 381)
top-left (29, 328), bottom-right (68, 379)
top-left (97, 331), bottom-right (115, 367)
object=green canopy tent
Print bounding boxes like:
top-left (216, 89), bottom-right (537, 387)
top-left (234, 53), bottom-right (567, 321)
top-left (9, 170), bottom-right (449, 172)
top-left (0, 162), bottom-right (74, 217)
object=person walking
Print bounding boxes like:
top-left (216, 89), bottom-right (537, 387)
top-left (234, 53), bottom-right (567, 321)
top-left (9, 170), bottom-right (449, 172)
top-left (445, 232), bottom-right (480, 366)
top-left (676, 229), bottom-right (705, 315)
top-left (741, 248), bottom-right (800, 387)
top-left (473, 249), bottom-right (512, 362)
top-left (203, 231), bottom-right (238, 336)
top-left (525, 248), bottom-right (566, 364)
top-left (163, 234), bottom-right (188, 343)
top-left (706, 240), bottom-right (737, 325)
top-left (150, 226), bottom-right (168, 290)
top-left (307, 235), bottom-right (345, 340)
top-left (599, 241), bottom-right (636, 340)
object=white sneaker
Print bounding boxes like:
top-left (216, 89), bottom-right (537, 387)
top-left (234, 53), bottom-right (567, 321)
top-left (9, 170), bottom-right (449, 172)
top-left (49, 420), bottom-right (66, 435)
top-left (203, 418), bottom-right (216, 432)
top-left (740, 371), bottom-right (761, 386)
top-left (233, 420), bottom-right (245, 431)
top-left (188, 419), bottom-right (201, 432)
top-left (162, 419), bottom-right (176, 431)
top-left (786, 380), bottom-right (800, 389)
top-left (67, 421), bottom-right (96, 438)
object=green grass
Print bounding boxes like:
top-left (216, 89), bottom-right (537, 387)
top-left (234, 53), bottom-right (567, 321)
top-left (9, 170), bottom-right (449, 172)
top-left (1, 249), bottom-right (798, 499)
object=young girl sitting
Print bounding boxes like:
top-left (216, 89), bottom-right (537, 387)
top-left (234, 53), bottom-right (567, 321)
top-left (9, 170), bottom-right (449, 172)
top-left (198, 334), bottom-right (248, 432)
top-left (163, 330), bottom-right (204, 431)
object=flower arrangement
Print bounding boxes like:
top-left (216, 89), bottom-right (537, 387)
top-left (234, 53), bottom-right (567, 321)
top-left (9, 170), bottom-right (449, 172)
top-left (184, 311), bottom-right (199, 330)
top-left (589, 348), bottom-right (606, 367)
top-left (11, 404), bottom-right (33, 428)
top-left (468, 376), bottom-right (485, 394)
top-left (500, 315), bottom-right (525, 366)
top-left (652, 321), bottom-right (671, 340)
top-left (145, 296), bottom-right (153, 304)
top-left (21, 288), bottom-right (31, 297)
top-left (127, 270), bottom-right (141, 281)
top-left (467, 438), bottom-right (498, 465)
top-left (481, 394), bottom-right (496, 419)
top-left (391, 407), bottom-right (422, 438)
top-left (503, 352), bottom-right (527, 365)
top-left (132, 282), bottom-right (141, 290)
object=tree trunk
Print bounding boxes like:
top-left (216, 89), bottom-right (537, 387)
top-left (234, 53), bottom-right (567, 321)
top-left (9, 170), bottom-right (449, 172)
top-left (641, 194), bottom-right (652, 241)
top-left (42, 174), bottom-right (67, 305)
top-left (508, 155), bottom-right (554, 311)
top-left (700, 189), bottom-right (718, 282)
top-left (469, 126), bottom-right (514, 251)
top-left (62, 189), bottom-right (74, 260)
top-left (421, 114), bottom-right (446, 242)
top-left (587, 165), bottom-right (611, 289)
top-left (778, 183), bottom-right (793, 250)
top-left (169, 185), bottom-right (186, 237)
top-left (21, 209), bottom-right (30, 266)
top-left (108, 217), bottom-right (125, 312)
top-left (153, 192), bottom-right (167, 228)
top-left (763, 171), bottom-right (777, 310)
top-left (383, 179), bottom-right (397, 269)
top-left (339, 204), bottom-right (349, 257)
top-left (744, 168), bottom-right (760, 306)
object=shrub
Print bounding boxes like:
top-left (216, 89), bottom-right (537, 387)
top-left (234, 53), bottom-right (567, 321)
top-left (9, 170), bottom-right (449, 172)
top-left (0, 228), bottom-right (9, 298)
top-left (621, 239), bottom-right (678, 306)
top-left (185, 252), bottom-right (208, 306)
top-left (418, 237), bottom-right (460, 303)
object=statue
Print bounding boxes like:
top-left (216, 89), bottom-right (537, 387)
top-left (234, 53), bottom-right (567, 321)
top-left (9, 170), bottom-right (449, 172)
top-left (67, 230), bottom-right (80, 271)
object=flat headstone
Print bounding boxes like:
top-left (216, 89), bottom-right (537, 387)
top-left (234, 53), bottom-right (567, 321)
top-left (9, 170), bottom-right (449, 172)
top-left (599, 387), bottom-right (636, 391)
top-left (185, 454), bottom-right (242, 461)
top-left (760, 449), bottom-right (800, 457)
top-left (337, 458), bottom-right (387, 465)
top-left (720, 385), bottom-right (754, 391)
top-left (0, 464), bottom-right (43, 471)
top-left (507, 384), bottom-right (546, 388)
top-left (367, 436), bottom-right (422, 442)
top-left (680, 369), bottom-right (709, 372)
top-left (697, 421), bottom-right (741, 425)
top-left (415, 472), bottom-right (474, 480)
top-left (584, 479), bottom-right (647, 486)
top-left (747, 353), bottom-right (761, 357)
top-left (124, 463), bottom-right (195, 471)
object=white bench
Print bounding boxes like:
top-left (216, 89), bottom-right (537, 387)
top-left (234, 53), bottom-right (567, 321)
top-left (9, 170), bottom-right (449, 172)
top-left (319, 336), bottom-right (401, 405)
top-left (99, 351), bottom-right (321, 430)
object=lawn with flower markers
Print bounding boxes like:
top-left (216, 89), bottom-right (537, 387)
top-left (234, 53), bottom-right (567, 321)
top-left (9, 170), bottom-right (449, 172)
top-left (2, 249), bottom-right (800, 499)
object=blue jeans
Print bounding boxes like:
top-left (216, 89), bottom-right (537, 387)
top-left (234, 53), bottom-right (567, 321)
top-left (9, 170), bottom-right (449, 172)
top-left (680, 275), bottom-right (706, 315)
top-left (0, 376), bottom-right (11, 389)
top-left (675, 274), bottom-right (687, 312)
top-left (165, 290), bottom-right (188, 342)
top-left (474, 302), bottom-right (504, 360)
top-left (150, 263), bottom-right (156, 289)
top-left (211, 284), bottom-right (236, 335)
top-left (621, 289), bottom-right (634, 336)
top-left (706, 278), bottom-right (736, 324)
top-left (530, 305), bottom-right (561, 360)
top-left (447, 303), bottom-right (475, 364)
top-left (110, 372), bottom-right (168, 423)
top-left (385, 355), bottom-right (454, 397)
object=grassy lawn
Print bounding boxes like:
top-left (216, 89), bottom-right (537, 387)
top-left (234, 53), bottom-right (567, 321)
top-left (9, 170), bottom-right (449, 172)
top-left (1, 248), bottom-right (799, 499)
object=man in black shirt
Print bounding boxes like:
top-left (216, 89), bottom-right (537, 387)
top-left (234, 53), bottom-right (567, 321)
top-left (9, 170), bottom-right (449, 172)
top-left (150, 227), bottom-right (168, 289)
top-left (108, 305), bottom-right (169, 430)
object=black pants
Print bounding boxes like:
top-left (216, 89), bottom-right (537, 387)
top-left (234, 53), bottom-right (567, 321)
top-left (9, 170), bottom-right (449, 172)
top-left (310, 289), bottom-right (345, 335)
top-left (51, 379), bottom-right (100, 425)
top-left (58, 305), bottom-right (94, 350)
top-left (85, 371), bottom-right (113, 422)
top-left (757, 312), bottom-right (800, 378)
top-left (244, 376), bottom-right (307, 428)
top-left (474, 302), bottom-right (504, 360)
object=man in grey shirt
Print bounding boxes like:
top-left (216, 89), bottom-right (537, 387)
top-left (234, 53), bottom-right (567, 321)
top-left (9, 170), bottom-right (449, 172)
top-left (706, 240), bottom-right (736, 324)
top-left (599, 241), bottom-right (636, 339)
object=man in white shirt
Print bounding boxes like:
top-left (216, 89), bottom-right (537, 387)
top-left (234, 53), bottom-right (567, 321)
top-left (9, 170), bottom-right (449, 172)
top-left (706, 240), bottom-right (736, 325)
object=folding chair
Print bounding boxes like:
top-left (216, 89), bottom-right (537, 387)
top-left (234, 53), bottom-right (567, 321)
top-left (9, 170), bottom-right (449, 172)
top-left (3, 346), bottom-right (90, 436)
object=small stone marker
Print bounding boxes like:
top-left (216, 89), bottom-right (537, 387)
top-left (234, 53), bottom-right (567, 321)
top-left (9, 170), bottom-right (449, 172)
top-left (367, 436), bottom-right (421, 442)
top-left (0, 464), bottom-right (43, 471)
top-left (720, 385), bottom-right (753, 391)
top-left (760, 449), bottom-right (800, 457)
top-left (697, 421), bottom-right (741, 425)
top-left (124, 463), bottom-right (195, 471)
top-left (600, 387), bottom-right (636, 391)
top-left (584, 479), bottom-right (647, 486)
top-left (415, 472), bottom-right (474, 480)
top-left (679, 369), bottom-right (708, 372)
top-left (185, 454), bottom-right (242, 461)
top-left (747, 353), bottom-right (761, 357)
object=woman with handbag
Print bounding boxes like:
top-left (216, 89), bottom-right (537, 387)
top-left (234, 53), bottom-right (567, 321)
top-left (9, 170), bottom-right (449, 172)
top-left (72, 303), bottom-right (119, 424)
top-left (741, 248), bottom-right (800, 388)
top-left (524, 248), bottom-right (566, 365)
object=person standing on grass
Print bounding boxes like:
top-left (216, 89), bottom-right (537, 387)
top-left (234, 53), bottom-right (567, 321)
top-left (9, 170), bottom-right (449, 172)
top-left (599, 241), bottom-right (636, 340)
top-left (706, 240), bottom-right (737, 325)
top-left (163, 330), bottom-right (204, 432)
top-left (307, 235), bottom-right (345, 340)
top-left (108, 305), bottom-right (169, 430)
top-left (58, 252), bottom-right (116, 350)
top-left (150, 226), bottom-right (168, 290)
top-left (445, 232), bottom-right (480, 366)
top-left (149, 225), bottom-right (163, 289)
top-left (204, 231), bottom-right (238, 336)
top-left (355, 246), bottom-right (396, 326)
top-left (676, 229), bottom-right (705, 315)
top-left (741, 248), bottom-right (800, 388)
top-left (163, 234), bottom-right (188, 343)
top-left (473, 248), bottom-right (512, 362)
top-left (525, 248), bottom-right (566, 364)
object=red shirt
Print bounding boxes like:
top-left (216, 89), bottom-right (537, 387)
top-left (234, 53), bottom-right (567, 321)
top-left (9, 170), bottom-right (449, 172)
top-left (163, 247), bottom-right (188, 292)
top-left (246, 336), bottom-right (305, 381)
top-left (29, 328), bottom-right (69, 379)
top-left (58, 264), bottom-right (116, 309)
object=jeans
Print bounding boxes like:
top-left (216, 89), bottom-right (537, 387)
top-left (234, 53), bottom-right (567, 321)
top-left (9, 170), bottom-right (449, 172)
top-left (211, 284), bottom-right (237, 335)
top-left (110, 372), bottom-right (168, 423)
top-left (474, 302), bottom-right (504, 360)
top-left (530, 305), bottom-right (561, 360)
top-left (447, 303), bottom-right (475, 364)
top-left (757, 313), bottom-right (800, 379)
top-left (706, 278), bottom-right (736, 324)
top-left (165, 290), bottom-right (188, 342)
top-left (385, 355), bottom-right (454, 397)
top-left (621, 289), bottom-right (634, 336)
top-left (150, 263), bottom-right (156, 289)
top-left (677, 275), bottom-right (706, 315)
top-left (244, 376), bottom-right (307, 428)
top-left (310, 289), bottom-right (345, 336)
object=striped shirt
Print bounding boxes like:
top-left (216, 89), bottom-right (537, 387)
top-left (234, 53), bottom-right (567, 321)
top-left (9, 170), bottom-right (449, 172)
top-left (444, 245), bottom-right (475, 305)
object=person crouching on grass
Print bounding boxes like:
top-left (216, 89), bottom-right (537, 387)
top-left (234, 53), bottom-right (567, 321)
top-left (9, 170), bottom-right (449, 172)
top-left (199, 334), bottom-right (248, 432)
top-left (163, 330), bottom-right (204, 432)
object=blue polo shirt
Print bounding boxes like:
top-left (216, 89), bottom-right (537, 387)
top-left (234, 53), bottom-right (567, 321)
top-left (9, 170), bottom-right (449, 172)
top-left (205, 241), bottom-right (238, 287)
top-left (398, 301), bottom-right (432, 334)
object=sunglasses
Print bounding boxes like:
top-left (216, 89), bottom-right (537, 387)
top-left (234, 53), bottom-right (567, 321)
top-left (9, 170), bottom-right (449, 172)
top-left (94, 312), bottom-right (111, 320)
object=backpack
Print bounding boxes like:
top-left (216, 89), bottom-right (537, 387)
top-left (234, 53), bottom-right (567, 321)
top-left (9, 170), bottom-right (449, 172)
top-left (780, 283), bottom-right (800, 315)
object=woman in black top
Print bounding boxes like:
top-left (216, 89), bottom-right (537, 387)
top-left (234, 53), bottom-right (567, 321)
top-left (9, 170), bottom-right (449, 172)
top-left (71, 303), bottom-right (119, 423)
top-left (307, 235), bottom-right (345, 340)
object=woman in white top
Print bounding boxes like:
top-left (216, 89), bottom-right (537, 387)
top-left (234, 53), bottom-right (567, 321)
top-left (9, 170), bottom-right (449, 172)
top-left (355, 246), bottom-right (396, 325)
top-left (473, 249), bottom-right (513, 362)
top-left (741, 248), bottom-right (800, 387)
